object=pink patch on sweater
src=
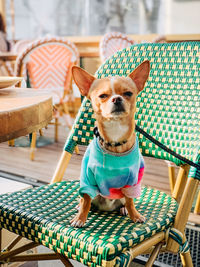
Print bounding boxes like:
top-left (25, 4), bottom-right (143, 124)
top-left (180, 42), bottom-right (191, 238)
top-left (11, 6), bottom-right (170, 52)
top-left (106, 166), bottom-right (144, 199)
top-left (138, 167), bottom-right (144, 183)
top-left (106, 188), bottom-right (123, 199)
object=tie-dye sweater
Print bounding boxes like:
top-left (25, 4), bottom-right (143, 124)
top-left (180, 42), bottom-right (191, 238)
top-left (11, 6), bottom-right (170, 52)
top-left (79, 137), bottom-right (144, 199)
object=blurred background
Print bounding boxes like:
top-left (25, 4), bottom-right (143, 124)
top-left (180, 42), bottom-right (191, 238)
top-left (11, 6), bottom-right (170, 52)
top-left (4, 0), bottom-right (200, 40)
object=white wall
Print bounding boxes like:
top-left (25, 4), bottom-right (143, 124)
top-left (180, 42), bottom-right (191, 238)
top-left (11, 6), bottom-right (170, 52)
top-left (164, 0), bottom-right (200, 34)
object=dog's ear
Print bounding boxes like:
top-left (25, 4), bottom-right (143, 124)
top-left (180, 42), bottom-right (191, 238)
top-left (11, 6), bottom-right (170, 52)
top-left (72, 66), bottom-right (96, 97)
top-left (128, 60), bottom-right (150, 93)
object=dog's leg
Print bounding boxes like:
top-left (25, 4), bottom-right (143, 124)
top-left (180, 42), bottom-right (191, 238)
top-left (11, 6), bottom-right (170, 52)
top-left (125, 196), bottom-right (145, 223)
top-left (71, 194), bottom-right (91, 227)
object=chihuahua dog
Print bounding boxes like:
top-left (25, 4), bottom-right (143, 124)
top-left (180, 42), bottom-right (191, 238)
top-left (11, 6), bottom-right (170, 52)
top-left (71, 60), bottom-right (150, 227)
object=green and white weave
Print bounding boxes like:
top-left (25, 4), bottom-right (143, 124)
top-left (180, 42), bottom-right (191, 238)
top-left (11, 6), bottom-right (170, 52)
top-left (0, 181), bottom-right (178, 266)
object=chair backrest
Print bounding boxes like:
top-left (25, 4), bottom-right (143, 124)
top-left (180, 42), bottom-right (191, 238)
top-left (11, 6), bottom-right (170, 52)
top-left (99, 32), bottom-right (135, 62)
top-left (15, 36), bottom-right (79, 93)
top-left (12, 39), bottom-right (32, 53)
top-left (66, 42), bottom-right (200, 174)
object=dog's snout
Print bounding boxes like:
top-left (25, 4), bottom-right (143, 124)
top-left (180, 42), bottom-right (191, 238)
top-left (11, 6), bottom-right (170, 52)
top-left (112, 97), bottom-right (123, 104)
top-left (111, 96), bottom-right (125, 114)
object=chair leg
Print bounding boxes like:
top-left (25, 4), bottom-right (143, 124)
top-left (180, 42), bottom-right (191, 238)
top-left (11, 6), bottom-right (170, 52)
top-left (4, 236), bottom-right (22, 251)
top-left (8, 139), bottom-right (15, 146)
top-left (194, 190), bottom-right (200, 214)
top-left (51, 151), bottom-right (72, 183)
top-left (180, 251), bottom-right (193, 267)
top-left (30, 132), bottom-right (37, 161)
top-left (56, 253), bottom-right (73, 267)
top-left (74, 145), bottom-right (80, 155)
top-left (172, 165), bottom-right (190, 203)
top-left (0, 242), bottom-right (38, 262)
top-left (167, 178), bottom-right (199, 253)
top-left (39, 129), bottom-right (43, 136)
top-left (166, 161), bottom-right (176, 193)
top-left (55, 117), bottom-right (59, 142)
top-left (145, 243), bottom-right (162, 267)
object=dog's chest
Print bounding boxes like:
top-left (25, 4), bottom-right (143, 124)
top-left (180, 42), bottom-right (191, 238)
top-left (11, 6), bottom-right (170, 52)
top-left (103, 120), bottom-right (128, 142)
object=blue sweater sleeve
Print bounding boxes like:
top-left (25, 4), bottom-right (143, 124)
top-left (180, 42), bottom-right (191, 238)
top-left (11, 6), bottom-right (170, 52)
top-left (79, 145), bottom-right (99, 199)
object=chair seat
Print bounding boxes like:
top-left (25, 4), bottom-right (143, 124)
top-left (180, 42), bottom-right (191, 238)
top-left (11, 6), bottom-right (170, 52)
top-left (0, 181), bottom-right (178, 266)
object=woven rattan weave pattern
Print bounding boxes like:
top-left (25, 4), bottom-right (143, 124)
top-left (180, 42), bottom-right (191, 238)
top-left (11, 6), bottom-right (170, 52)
top-left (66, 42), bottom-right (200, 172)
top-left (0, 181), bottom-right (178, 266)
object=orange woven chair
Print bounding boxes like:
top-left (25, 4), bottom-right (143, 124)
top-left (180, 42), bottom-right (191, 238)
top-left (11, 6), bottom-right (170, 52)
top-left (15, 36), bottom-right (80, 160)
top-left (99, 32), bottom-right (135, 62)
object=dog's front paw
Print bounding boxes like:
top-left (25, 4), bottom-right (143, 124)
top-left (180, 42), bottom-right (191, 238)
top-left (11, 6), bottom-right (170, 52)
top-left (70, 214), bottom-right (87, 228)
top-left (130, 212), bottom-right (146, 223)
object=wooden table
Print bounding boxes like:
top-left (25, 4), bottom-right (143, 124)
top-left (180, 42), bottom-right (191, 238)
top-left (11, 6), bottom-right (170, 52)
top-left (0, 52), bottom-right (17, 61)
top-left (0, 87), bottom-right (52, 143)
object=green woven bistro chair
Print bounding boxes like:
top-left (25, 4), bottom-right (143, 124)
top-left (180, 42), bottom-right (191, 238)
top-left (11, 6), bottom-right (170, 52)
top-left (0, 42), bottom-right (200, 267)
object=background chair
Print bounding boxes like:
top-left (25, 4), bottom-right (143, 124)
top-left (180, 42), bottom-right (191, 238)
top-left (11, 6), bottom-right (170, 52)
top-left (3, 40), bottom-right (33, 77)
top-left (14, 36), bottom-right (80, 160)
top-left (0, 42), bottom-right (199, 266)
top-left (99, 31), bottom-right (135, 62)
top-left (12, 39), bottom-right (32, 53)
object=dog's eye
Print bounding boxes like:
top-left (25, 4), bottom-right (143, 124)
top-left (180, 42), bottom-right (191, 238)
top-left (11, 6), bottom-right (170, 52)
top-left (123, 91), bottom-right (133, 97)
top-left (99, 94), bottom-right (109, 99)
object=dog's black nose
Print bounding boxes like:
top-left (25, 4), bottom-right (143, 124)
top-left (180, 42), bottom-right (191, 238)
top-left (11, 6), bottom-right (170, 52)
top-left (112, 97), bottom-right (122, 105)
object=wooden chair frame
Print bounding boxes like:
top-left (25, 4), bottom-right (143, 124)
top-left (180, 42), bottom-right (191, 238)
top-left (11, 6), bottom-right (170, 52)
top-left (167, 163), bottom-right (200, 224)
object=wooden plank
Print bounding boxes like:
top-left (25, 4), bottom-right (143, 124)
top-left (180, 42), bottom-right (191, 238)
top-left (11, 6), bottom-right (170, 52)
top-left (67, 34), bottom-right (200, 51)
top-left (166, 34), bottom-right (200, 42)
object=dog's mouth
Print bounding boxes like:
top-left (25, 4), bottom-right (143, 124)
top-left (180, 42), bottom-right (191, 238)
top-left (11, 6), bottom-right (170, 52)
top-left (111, 103), bottom-right (125, 114)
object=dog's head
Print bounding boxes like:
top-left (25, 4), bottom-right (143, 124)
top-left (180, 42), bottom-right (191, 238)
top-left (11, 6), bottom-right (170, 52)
top-left (72, 61), bottom-right (150, 120)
